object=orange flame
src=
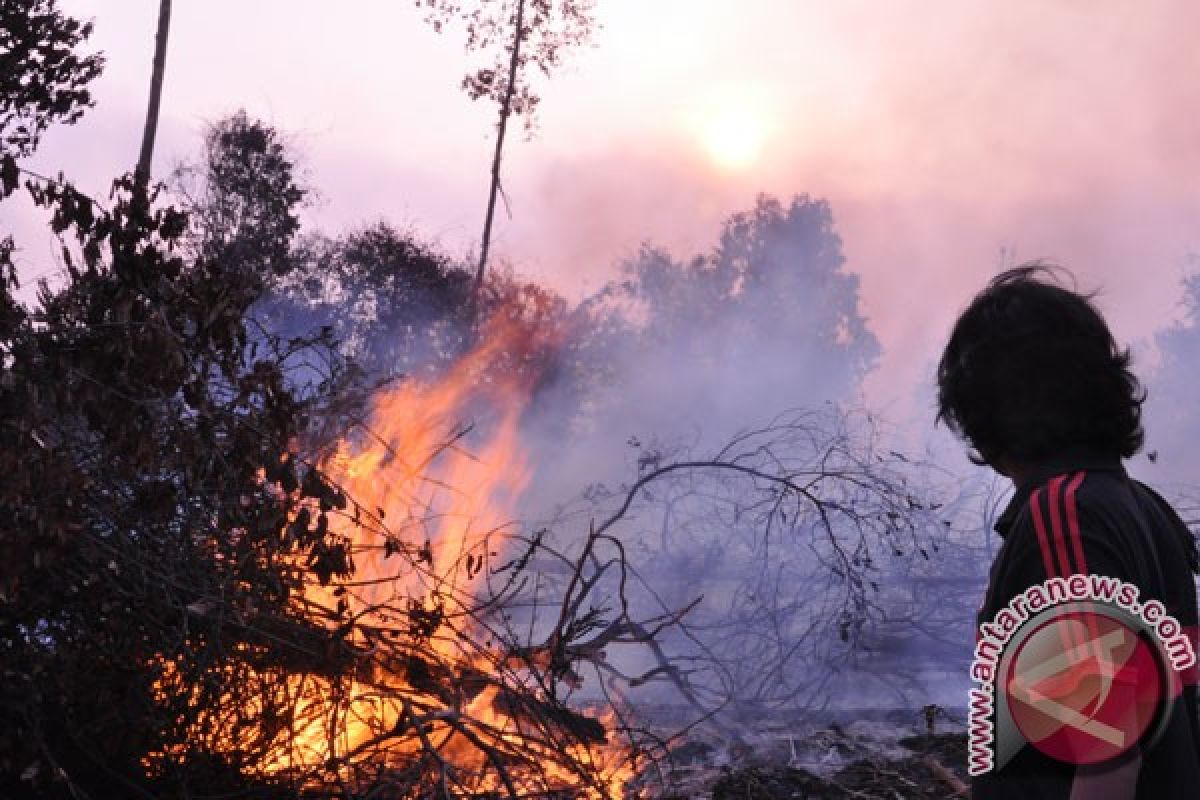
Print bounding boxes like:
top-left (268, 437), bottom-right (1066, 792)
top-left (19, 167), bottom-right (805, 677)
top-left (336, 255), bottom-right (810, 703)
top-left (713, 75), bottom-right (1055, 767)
top-left (149, 310), bottom-right (636, 796)
top-left (283, 311), bottom-right (540, 773)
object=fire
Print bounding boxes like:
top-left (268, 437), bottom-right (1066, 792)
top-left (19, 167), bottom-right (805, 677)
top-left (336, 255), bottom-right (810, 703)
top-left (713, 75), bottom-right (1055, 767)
top-left (279, 310), bottom-right (539, 773)
top-left (149, 308), bottom-right (638, 797)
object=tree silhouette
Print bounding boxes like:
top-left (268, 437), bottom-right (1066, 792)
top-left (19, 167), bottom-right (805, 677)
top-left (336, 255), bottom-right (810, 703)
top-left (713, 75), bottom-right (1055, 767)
top-left (415, 0), bottom-right (598, 286)
top-left (135, 0), bottom-right (171, 183)
top-left (0, 0), bottom-right (104, 161)
top-left (555, 193), bottom-right (880, 446)
top-left (174, 110), bottom-right (306, 280)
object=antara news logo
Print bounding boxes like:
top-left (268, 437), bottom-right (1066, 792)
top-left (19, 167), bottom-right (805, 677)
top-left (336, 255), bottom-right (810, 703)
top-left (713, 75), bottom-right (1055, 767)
top-left (968, 573), bottom-right (1197, 776)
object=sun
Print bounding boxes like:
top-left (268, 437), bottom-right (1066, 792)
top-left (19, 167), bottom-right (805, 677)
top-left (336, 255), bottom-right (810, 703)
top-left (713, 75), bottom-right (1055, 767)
top-left (691, 90), bottom-right (773, 171)
top-left (701, 111), bottom-right (768, 170)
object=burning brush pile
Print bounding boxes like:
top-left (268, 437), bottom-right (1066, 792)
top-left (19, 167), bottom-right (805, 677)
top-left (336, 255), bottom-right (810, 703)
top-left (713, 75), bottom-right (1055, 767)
top-left (137, 312), bottom-right (682, 798)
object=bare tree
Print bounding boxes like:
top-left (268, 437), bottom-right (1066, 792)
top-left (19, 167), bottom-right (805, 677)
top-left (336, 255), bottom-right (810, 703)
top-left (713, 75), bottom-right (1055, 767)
top-left (135, 0), bottom-right (171, 183)
top-left (415, 0), bottom-right (598, 288)
top-left (477, 0), bottom-right (525, 287)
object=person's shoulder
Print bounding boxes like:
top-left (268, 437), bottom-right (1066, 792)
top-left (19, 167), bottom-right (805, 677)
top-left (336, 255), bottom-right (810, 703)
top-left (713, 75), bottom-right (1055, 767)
top-left (1068, 467), bottom-right (1128, 516)
top-left (1001, 468), bottom-right (1127, 574)
top-left (1021, 467), bottom-right (1126, 524)
top-left (1127, 475), bottom-right (1188, 523)
top-left (1012, 468), bottom-right (1104, 530)
top-left (1127, 476), bottom-right (1200, 571)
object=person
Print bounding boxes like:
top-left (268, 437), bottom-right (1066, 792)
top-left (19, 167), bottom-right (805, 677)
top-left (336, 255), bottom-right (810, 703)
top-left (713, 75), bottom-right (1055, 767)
top-left (935, 264), bottom-right (1200, 798)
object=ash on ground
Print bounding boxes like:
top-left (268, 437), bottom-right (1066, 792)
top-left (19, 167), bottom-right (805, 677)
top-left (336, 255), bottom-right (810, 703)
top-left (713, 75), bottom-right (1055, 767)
top-left (635, 706), bottom-right (969, 799)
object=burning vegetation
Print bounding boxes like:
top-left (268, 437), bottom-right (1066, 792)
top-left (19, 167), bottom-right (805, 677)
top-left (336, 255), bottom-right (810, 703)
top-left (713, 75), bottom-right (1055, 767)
top-left (2, 4), bottom-right (997, 798)
top-left (134, 309), bottom-right (655, 798)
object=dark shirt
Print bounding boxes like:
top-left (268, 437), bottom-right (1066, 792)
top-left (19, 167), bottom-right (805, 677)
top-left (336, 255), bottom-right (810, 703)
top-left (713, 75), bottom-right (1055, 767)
top-left (972, 447), bottom-right (1200, 799)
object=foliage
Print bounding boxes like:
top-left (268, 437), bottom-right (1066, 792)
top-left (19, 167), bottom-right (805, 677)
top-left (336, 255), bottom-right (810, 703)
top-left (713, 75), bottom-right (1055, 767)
top-left (258, 224), bottom-right (575, 401)
top-left (0, 20), bottom-right (367, 788)
top-left (614, 193), bottom-right (878, 396)
top-left (0, 35), bottom-right (647, 793)
top-left (258, 222), bottom-right (476, 380)
top-left (415, 0), bottom-right (597, 131)
top-left (0, 155), bottom-right (371, 799)
top-left (535, 193), bottom-right (881, 453)
top-left (175, 110), bottom-right (306, 280)
top-left (0, 0), bottom-right (104, 159)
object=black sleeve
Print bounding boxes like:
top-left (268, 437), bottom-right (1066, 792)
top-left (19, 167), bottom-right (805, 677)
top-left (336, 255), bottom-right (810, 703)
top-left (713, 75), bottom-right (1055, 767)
top-left (991, 482), bottom-right (1134, 609)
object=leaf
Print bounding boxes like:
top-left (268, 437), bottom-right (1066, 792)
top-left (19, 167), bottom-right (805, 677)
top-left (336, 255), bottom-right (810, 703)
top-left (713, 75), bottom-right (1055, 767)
top-left (0, 155), bottom-right (18, 196)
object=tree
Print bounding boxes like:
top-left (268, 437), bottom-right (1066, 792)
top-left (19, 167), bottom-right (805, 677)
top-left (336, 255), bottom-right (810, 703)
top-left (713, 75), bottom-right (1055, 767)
top-left (174, 110), bottom-right (306, 280)
top-left (552, 193), bottom-right (880, 449)
top-left (0, 0), bottom-right (104, 160)
top-left (1, 129), bottom-right (362, 797)
top-left (415, 0), bottom-right (598, 286)
top-left (621, 192), bottom-right (878, 392)
top-left (0, 0), bottom-right (102, 350)
top-left (258, 221), bottom-right (476, 381)
top-left (135, 0), bottom-right (172, 183)
top-left (0, 16), bottom-right (356, 784)
top-left (253, 211), bottom-right (572, 391)
top-left (0, 45), bottom-right (658, 790)
top-left (712, 193), bottom-right (879, 393)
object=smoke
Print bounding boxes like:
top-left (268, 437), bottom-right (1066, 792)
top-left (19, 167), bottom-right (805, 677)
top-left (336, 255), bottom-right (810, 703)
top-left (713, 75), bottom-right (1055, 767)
top-left (244, 160), bottom-right (1200, 730)
top-left (488, 193), bottom-right (1004, 718)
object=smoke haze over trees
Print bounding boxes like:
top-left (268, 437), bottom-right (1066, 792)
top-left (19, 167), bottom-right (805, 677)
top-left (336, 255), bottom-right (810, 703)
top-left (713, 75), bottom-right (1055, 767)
top-left (5, 2), bottom-right (1200, 798)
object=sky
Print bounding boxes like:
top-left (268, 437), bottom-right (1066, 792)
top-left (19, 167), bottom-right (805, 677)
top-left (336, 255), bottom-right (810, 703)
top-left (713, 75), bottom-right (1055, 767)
top-left (9, 0), bottom-right (1200, 436)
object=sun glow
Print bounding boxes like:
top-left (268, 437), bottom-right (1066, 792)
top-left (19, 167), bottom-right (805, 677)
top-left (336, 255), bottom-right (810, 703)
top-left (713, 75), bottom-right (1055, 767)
top-left (690, 87), bottom-right (774, 171)
top-left (701, 109), bottom-right (769, 170)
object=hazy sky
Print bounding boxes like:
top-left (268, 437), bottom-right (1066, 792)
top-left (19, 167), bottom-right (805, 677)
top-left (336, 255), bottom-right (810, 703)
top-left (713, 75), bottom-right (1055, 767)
top-left (10, 1), bottom-right (1200, 431)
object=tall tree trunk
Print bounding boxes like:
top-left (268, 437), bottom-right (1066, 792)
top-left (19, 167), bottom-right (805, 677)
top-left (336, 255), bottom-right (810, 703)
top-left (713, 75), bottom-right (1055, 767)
top-left (136, 0), bottom-right (172, 184)
top-left (475, 0), bottom-right (526, 289)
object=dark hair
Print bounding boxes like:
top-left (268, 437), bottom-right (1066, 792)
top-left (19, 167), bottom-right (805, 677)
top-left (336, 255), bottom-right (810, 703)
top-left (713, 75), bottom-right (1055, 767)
top-left (935, 263), bottom-right (1146, 467)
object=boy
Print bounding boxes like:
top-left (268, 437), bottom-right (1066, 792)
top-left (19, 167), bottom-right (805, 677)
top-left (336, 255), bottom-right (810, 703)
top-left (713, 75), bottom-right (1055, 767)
top-left (936, 264), bottom-right (1200, 798)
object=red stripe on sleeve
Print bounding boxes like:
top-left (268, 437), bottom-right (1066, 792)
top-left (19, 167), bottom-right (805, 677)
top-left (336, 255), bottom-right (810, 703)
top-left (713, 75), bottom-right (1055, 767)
top-left (1047, 473), bottom-right (1074, 576)
top-left (1029, 487), bottom-right (1058, 579)
top-left (1061, 470), bottom-right (1101, 664)
top-left (1031, 479), bottom-right (1080, 656)
top-left (1170, 625), bottom-right (1199, 695)
top-left (1063, 470), bottom-right (1088, 574)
